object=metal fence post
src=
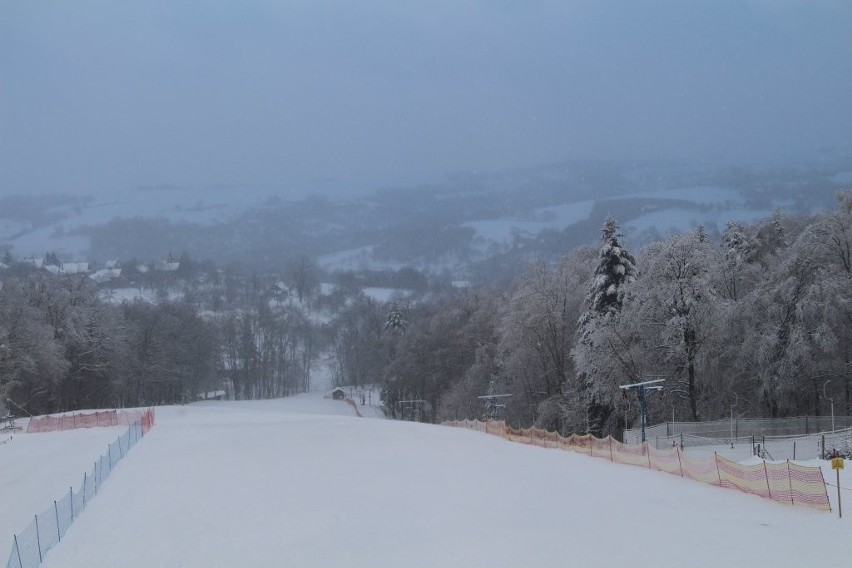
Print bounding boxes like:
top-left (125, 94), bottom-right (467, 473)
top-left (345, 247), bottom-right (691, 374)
top-left (787, 460), bottom-right (794, 506)
top-left (762, 461), bottom-right (771, 499)
top-left (54, 500), bottom-right (61, 541)
top-left (34, 515), bottom-right (43, 562)
top-left (714, 453), bottom-right (722, 487)
top-left (70, 486), bottom-right (74, 518)
top-left (83, 472), bottom-right (87, 507)
top-left (13, 535), bottom-right (23, 568)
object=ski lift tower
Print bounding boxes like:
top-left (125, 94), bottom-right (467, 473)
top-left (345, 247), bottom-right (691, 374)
top-left (477, 393), bottom-right (512, 420)
top-left (477, 379), bottom-right (511, 421)
top-left (619, 378), bottom-right (665, 444)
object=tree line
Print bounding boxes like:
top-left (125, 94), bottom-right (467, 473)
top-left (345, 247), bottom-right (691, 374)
top-left (6, 190), bottom-right (851, 437)
top-left (0, 245), bottom-right (450, 417)
top-left (0, 271), bottom-right (317, 416)
top-left (333, 192), bottom-right (852, 437)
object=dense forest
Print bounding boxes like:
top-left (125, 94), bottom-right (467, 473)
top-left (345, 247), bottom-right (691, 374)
top-left (0, 251), bottom-right (440, 416)
top-left (369, 192), bottom-right (852, 437)
top-left (2, 192), bottom-right (852, 441)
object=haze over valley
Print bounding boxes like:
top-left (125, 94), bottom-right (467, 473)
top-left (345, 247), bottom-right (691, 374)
top-left (1, 159), bottom-right (850, 287)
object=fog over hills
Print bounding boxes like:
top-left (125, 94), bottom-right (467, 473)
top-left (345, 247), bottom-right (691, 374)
top-left (1, 159), bottom-right (850, 285)
top-left (2, 1), bottom-right (851, 281)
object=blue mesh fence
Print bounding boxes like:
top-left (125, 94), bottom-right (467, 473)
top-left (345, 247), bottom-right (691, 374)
top-left (35, 504), bottom-right (58, 557)
top-left (56, 492), bottom-right (72, 540)
top-left (83, 466), bottom-right (96, 504)
top-left (5, 418), bottom-right (150, 568)
top-left (71, 488), bottom-right (84, 523)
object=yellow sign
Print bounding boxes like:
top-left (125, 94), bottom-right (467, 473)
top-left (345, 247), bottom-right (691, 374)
top-left (832, 458), bottom-right (845, 470)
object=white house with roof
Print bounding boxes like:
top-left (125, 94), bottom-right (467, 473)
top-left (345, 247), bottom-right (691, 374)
top-left (61, 262), bottom-right (89, 275)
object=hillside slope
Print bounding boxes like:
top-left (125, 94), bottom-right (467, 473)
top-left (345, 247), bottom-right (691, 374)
top-left (38, 393), bottom-right (850, 568)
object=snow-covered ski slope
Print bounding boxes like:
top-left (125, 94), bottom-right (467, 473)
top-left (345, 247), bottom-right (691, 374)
top-left (0, 424), bottom-right (127, 558)
top-left (13, 392), bottom-right (848, 568)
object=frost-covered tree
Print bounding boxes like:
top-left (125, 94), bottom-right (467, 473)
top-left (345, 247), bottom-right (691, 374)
top-left (572, 307), bottom-right (646, 435)
top-left (629, 230), bottom-right (722, 421)
top-left (384, 301), bottom-right (409, 334)
top-left (809, 192), bottom-right (852, 276)
top-left (500, 249), bottom-right (593, 431)
top-left (750, 208), bottom-right (789, 267)
top-left (286, 255), bottom-right (320, 304)
top-left (736, 254), bottom-right (816, 417)
top-left (0, 279), bottom-right (68, 414)
top-left (713, 199), bottom-right (848, 418)
top-left (574, 219), bottom-right (636, 435)
top-left (332, 296), bottom-right (386, 388)
top-left (384, 289), bottom-right (504, 422)
top-left (722, 221), bottom-right (751, 262)
top-left (585, 217), bottom-right (636, 319)
top-left (718, 221), bottom-right (755, 301)
top-left (769, 192), bottom-right (852, 415)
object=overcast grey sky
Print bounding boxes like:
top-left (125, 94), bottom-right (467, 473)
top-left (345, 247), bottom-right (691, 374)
top-left (1, 0), bottom-right (851, 198)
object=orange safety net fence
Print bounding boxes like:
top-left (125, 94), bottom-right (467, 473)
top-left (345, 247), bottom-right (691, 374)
top-left (27, 408), bottom-right (156, 434)
top-left (444, 419), bottom-right (831, 512)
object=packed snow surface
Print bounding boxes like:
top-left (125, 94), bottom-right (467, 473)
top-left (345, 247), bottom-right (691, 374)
top-left (5, 393), bottom-right (847, 567)
top-left (0, 425), bottom-right (127, 556)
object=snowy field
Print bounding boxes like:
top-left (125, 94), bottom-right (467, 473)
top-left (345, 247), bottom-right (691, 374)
top-left (99, 287), bottom-right (180, 305)
top-left (4, 187), bottom-right (256, 260)
top-left (464, 200), bottom-right (595, 245)
top-left (0, 393), bottom-right (843, 568)
top-left (361, 287), bottom-right (413, 303)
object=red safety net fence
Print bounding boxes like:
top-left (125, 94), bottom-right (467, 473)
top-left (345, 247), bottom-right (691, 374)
top-left (27, 408), bottom-right (156, 434)
top-left (445, 419), bottom-right (831, 512)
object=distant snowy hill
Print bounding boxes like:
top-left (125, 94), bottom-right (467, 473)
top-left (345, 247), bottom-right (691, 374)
top-left (1, 161), bottom-right (848, 276)
top-left (0, 187), bottom-right (255, 260)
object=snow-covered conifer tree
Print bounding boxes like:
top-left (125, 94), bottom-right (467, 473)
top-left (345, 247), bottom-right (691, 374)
top-left (722, 221), bottom-right (751, 263)
top-left (716, 221), bottom-right (754, 301)
top-left (586, 217), bottom-right (636, 319)
top-left (384, 301), bottom-right (408, 334)
top-left (574, 218), bottom-right (636, 436)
